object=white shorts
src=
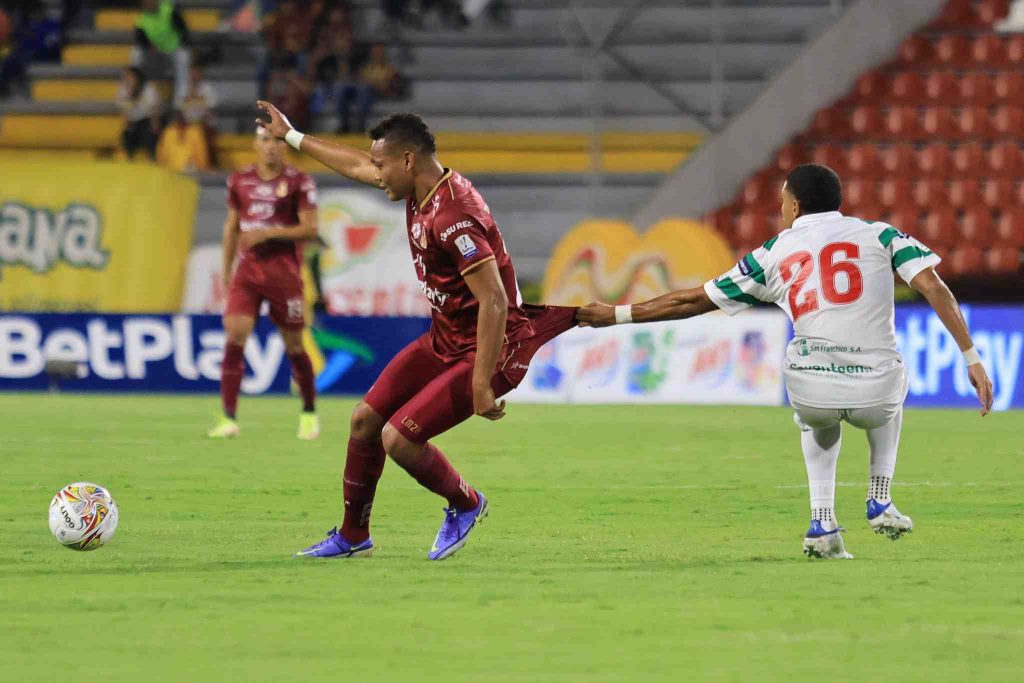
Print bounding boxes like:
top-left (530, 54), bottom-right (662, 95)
top-left (791, 401), bottom-right (902, 432)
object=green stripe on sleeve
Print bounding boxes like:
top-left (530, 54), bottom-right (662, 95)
top-left (762, 235), bottom-right (779, 251)
top-left (892, 246), bottom-right (933, 269)
top-left (742, 253), bottom-right (767, 285)
top-left (878, 227), bottom-right (901, 248)
top-left (715, 276), bottom-right (759, 305)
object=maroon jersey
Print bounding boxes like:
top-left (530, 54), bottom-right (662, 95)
top-left (406, 169), bottom-right (533, 361)
top-left (227, 165), bottom-right (318, 271)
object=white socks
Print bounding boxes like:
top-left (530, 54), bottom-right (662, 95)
top-left (867, 409), bottom-right (902, 504)
top-left (802, 424), bottom-right (842, 531)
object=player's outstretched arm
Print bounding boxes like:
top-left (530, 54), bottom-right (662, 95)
top-left (256, 100), bottom-right (379, 187)
top-left (910, 267), bottom-right (994, 415)
top-left (577, 286), bottom-right (718, 328)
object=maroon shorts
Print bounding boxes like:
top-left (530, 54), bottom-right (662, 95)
top-left (225, 259), bottom-right (305, 330)
top-left (364, 304), bottom-right (578, 444)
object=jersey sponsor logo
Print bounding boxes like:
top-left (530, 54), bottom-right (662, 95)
top-left (796, 339), bottom-right (863, 356)
top-left (440, 221), bottom-right (474, 241)
top-left (246, 201), bottom-right (276, 220)
top-left (413, 253), bottom-right (427, 277)
top-left (255, 184), bottom-right (274, 197)
top-left (0, 201), bottom-right (109, 277)
top-left (788, 362), bottom-right (874, 374)
top-left (454, 234), bottom-right (478, 259)
top-left (418, 279), bottom-right (450, 310)
top-left (737, 258), bottom-right (752, 276)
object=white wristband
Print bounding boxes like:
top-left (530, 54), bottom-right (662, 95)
top-left (614, 305), bottom-right (633, 325)
top-left (963, 346), bottom-right (982, 366)
top-left (284, 129), bottom-right (305, 151)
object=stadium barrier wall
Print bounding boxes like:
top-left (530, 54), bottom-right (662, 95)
top-left (1, 306), bottom-right (1020, 410)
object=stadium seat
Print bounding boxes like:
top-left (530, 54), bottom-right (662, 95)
top-left (885, 207), bottom-right (922, 235)
top-left (961, 208), bottom-right (996, 246)
top-left (957, 106), bottom-right (994, 141)
top-left (741, 174), bottom-right (775, 207)
top-left (879, 178), bottom-right (912, 209)
top-left (847, 143), bottom-right (882, 177)
top-left (958, 72), bottom-right (997, 105)
top-left (914, 179), bottom-right (951, 209)
top-left (953, 142), bottom-right (986, 176)
top-left (845, 178), bottom-right (878, 210)
top-left (922, 107), bottom-right (959, 141)
top-left (950, 179), bottom-right (983, 209)
top-left (772, 143), bottom-right (806, 173)
top-left (884, 107), bottom-right (923, 141)
top-left (852, 71), bottom-right (889, 103)
top-left (971, 35), bottom-right (1008, 65)
top-left (889, 72), bottom-right (925, 105)
top-left (850, 106), bottom-right (884, 139)
top-left (933, 35), bottom-right (970, 66)
top-left (992, 105), bottom-right (1024, 137)
top-left (810, 106), bottom-right (851, 141)
top-left (994, 72), bottom-right (1024, 100)
top-left (704, 206), bottom-right (736, 238)
top-left (897, 35), bottom-right (933, 64)
top-left (988, 141), bottom-right (1023, 177)
top-left (925, 71), bottom-right (960, 104)
top-left (928, 0), bottom-right (978, 29)
top-left (996, 209), bottom-right (1024, 246)
top-left (1006, 34), bottom-right (1024, 65)
top-left (923, 209), bottom-right (958, 248)
top-left (982, 178), bottom-right (1016, 209)
top-left (986, 245), bottom-right (1020, 274)
top-left (977, 0), bottom-right (1011, 24)
top-left (917, 143), bottom-right (954, 177)
top-left (883, 143), bottom-right (919, 175)
top-left (735, 212), bottom-right (773, 244)
top-left (949, 246), bottom-right (985, 276)
top-left (811, 144), bottom-right (848, 176)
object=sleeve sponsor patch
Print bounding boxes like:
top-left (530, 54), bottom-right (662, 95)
top-left (737, 258), bottom-right (752, 276)
top-left (454, 234), bottom-right (479, 258)
top-left (440, 220), bottom-right (474, 241)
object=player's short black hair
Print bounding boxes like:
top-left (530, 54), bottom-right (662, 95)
top-left (369, 113), bottom-right (436, 155)
top-left (785, 164), bottom-right (843, 214)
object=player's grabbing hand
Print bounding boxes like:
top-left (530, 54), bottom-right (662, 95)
top-left (577, 302), bottom-right (616, 328)
top-left (473, 382), bottom-right (506, 421)
top-left (968, 363), bottom-right (994, 416)
top-left (256, 100), bottom-right (292, 140)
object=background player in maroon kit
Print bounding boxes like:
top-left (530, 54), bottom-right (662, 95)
top-left (208, 126), bottom-right (322, 441)
top-left (256, 101), bottom-right (577, 560)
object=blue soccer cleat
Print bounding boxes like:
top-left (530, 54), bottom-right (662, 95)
top-left (867, 499), bottom-right (913, 540)
top-left (428, 491), bottom-right (488, 561)
top-left (802, 519), bottom-right (853, 559)
top-left (295, 527), bottom-right (374, 558)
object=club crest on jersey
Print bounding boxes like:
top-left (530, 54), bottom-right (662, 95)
top-left (454, 234), bottom-right (478, 258)
top-left (276, 180), bottom-right (289, 198)
top-left (411, 222), bottom-right (427, 249)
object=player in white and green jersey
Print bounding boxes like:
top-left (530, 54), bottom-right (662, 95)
top-left (578, 164), bottom-right (994, 559)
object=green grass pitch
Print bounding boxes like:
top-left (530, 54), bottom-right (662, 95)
top-left (2, 394), bottom-right (1022, 682)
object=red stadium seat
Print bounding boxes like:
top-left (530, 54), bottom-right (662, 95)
top-left (950, 246), bottom-right (985, 275)
top-left (922, 107), bottom-right (959, 141)
top-left (889, 71), bottom-right (925, 105)
top-left (992, 105), bottom-right (1024, 137)
top-left (1006, 35), bottom-right (1024, 65)
top-left (811, 144), bottom-right (849, 176)
top-left (849, 203), bottom-right (885, 223)
top-left (704, 206), bottom-right (736, 237)
top-left (881, 143), bottom-right (919, 175)
top-left (852, 71), bottom-right (889, 103)
top-left (994, 72), bottom-right (1024, 100)
top-left (917, 143), bottom-right (954, 177)
top-left (950, 179), bottom-right (983, 209)
top-left (957, 106), bottom-right (994, 141)
top-left (983, 178), bottom-right (1016, 209)
top-left (988, 141), bottom-right (1023, 177)
top-left (847, 143), bottom-right (882, 177)
top-left (961, 208), bottom-right (996, 246)
top-left (958, 72), bottom-right (997, 105)
top-left (986, 245), bottom-right (1021, 274)
top-left (850, 106), bottom-right (884, 139)
top-left (978, 0), bottom-right (1011, 24)
top-left (735, 212), bottom-right (773, 244)
top-left (845, 179), bottom-right (878, 209)
top-left (741, 174), bottom-right (774, 207)
top-left (971, 34), bottom-right (1008, 65)
top-left (953, 142), bottom-right (986, 175)
top-left (914, 179), bottom-right (951, 209)
top-left (880, 179), bottom-right (913, 209)
top-left (934, 35), bottom-right (970, 66)
top-left (928, 0), bottom-right (978, 29)
top-left (884, 106), bottom-right (923, 141)
top-left (810, 106), bottom-right (851, 140)
top-left (925, 70), bottom-right (960, 104)
top-left (996, 209), bottom-right (1024, 246)
top-left (897, 35), bottom-right (933, 64)
top-left (923, 208), bottom-right (959, 248)
top-left (773, 143), bottom-right (806, 173)
top-left (885, 207), bottom-right (923, 235)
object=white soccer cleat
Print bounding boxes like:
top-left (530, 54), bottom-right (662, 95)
top-left (207, 416), bottom-right (240, 439)
top-left (867, 499), bottom-right (913, 540)
top-left (803, 520), bottom-right (854, 559)
top-left (297, 413), bottom-right (320, 441)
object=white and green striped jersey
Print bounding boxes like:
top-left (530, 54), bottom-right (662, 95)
top-left (702, 211), bottom-right (941, 408)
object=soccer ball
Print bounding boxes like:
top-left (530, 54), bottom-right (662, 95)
top-left (48, 482), bottom-right (119, 551)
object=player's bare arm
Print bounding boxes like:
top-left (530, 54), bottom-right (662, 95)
top-left (463, 259), bottom-right (508, 420)
top-left (910, 267), bottom-right (994, 416)
top-left (578, 287), bottom-right (719, 328)
top-left (221, 207), bottom-right (240, 289)
top-left (256, 100), bottom-right (379, 187)
top-left (238, 208), bottom-right (319, 251)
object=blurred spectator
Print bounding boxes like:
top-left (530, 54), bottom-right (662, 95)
top-left (313, 42), bottom-right (400, 133)
top-left (0, 3), bottom-right (63, 97)
top-left (174, 64), bottom-right (218, 163)
top-left (157, 109), bottom-right (211, 171)
top-left (382, 0), bottom-right (471, 28)
top-left (132, 0), bottom-right (192, 101)
top-left (266, 54), bottom-right (312, 131)
top-left (259, 0), bottom-right (315, 98)
top-left (220, 0), bottom-right (275, 33)
top-left (116, 66), bottom-right (162, 160)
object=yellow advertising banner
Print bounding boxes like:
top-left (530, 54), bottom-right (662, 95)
top-left (1, 161), bottom-right (198, 312)
top-left (543, 218), bottom-right (736, 305)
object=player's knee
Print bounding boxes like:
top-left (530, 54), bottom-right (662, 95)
top-left (350, 402), bottom-right (385, 441)
top-left (284, 339), bottom-right (305, 356)
top-left (225, 328), bottom-right (249, 347)
top-left (381, 423), bottom-right (419, 463)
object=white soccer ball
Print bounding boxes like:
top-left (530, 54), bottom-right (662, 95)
top-left (48, 482), bottom-right (119, 551)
